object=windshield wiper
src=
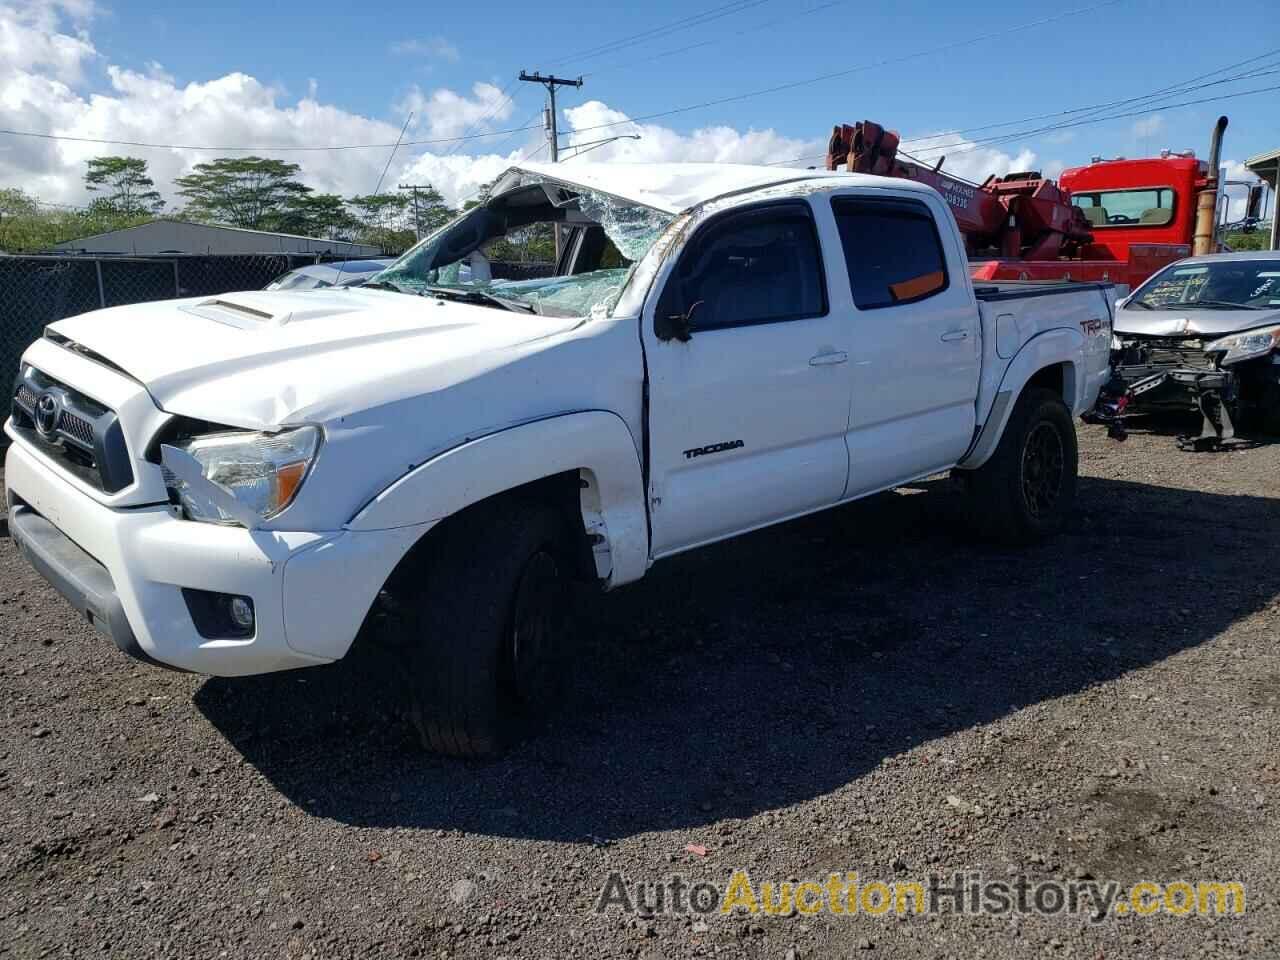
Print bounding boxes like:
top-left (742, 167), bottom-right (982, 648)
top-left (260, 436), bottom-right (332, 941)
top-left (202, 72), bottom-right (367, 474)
top-left (422, 286), bottom-right (538, 314)
top-left (359, 279), bottom-right (416, 295)
top-left (1183, 300), bottom-right (1264, 310)
top-left (1128, 300), bottom-right (1155, 309)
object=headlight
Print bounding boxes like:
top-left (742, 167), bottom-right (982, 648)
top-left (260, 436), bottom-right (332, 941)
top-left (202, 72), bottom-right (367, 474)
top-left (1204, 324), bottom-right (1280, 365)
top-left (163, 426), bottom-right (321, 525)
top-left (1111, 334), bottom-right (1123, 351)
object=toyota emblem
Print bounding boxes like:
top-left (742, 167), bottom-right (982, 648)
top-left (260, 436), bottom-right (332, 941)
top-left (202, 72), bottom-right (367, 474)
top-left (34, 392), bottom-right (60, 437)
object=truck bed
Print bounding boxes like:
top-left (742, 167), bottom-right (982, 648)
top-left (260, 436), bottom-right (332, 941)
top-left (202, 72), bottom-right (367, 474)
top-left (972, 280), bottom-right (1117, 301)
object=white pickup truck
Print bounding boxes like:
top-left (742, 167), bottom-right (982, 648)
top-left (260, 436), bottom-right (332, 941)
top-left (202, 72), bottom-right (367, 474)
top-left (5, 162), bottom-right (1113, 755)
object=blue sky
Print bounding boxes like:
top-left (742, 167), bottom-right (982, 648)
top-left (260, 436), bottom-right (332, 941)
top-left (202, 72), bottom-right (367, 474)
top-left (4, 0), bottom-right (1279, 207)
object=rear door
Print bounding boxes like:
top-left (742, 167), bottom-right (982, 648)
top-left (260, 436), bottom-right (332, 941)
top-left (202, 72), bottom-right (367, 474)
top-left (641, 199), bottom-right (853, 556)
top-left (825, 192), bottom-right (981, 493)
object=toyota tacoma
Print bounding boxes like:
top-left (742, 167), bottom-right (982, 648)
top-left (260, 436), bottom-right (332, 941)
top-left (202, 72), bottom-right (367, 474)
top-left (6, 161), bottom-right (1113, 755)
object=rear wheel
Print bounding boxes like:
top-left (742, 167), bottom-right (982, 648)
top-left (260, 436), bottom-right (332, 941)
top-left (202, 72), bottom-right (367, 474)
top-left (401, 500), bottom-right (570, 757)
top-left (961, 387), bottom-right (1078, 545)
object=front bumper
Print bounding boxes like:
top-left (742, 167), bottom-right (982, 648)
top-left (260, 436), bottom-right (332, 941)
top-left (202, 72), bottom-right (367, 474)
top-left (8, 503), bottom-right (177, 670)
top-left (4, 430), bottom-right (427, 676)
top-left (1110, 361), bottom-right (1226, 411)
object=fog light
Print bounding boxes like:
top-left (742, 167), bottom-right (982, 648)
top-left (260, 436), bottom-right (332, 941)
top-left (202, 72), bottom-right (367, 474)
top-left (228, 596), bottom-right (255, 631)
top-left (181, 588), bottom-right (256, 639)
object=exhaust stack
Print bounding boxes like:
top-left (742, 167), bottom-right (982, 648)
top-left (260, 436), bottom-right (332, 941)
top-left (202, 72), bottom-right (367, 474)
top-left (1193, 115), bottom-right (1228, 256)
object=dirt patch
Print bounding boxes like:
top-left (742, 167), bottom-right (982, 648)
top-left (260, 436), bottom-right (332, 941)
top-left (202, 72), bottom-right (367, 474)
top-left (2, 424), bottom-right (1278, 959)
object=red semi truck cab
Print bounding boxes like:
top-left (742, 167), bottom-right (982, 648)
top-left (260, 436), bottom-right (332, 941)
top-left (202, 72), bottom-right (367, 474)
top-left (1057, 153), bottom-right (1204, 288)
top-left (827, 120), bottom-right (1216, 292)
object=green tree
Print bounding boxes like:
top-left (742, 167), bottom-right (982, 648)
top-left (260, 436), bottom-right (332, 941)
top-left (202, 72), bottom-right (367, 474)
top-left (0, 188), bottom-right (156, 253)
top-left (461, 180), bottom-right (495, 211)
top-left (348, 193), bottom-right (416, 254)
top-left (174, 156), bottom-right (311, 229)
top-left (272, 192), bottom-right (356, 239)
top-left (1224, 228), bottom-right (1272, 252)
top-left (401, 184), bottom-right (453, 237)
top-left (83, 156), bottom-right (164, 216)
top-left (349, 193), bottom-right (411, 231)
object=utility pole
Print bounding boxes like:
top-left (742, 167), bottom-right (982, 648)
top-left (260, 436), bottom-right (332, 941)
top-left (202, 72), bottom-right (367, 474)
top-left (518, 72), bottom-right (582, 261)
top-left (397, 184), bottom-right (430, 240)
top-left (518, 71), bottom-right (583, 162)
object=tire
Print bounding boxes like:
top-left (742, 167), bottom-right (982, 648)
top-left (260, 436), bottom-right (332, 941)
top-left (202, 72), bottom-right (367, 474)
top-left (402, 499), bottom-right (570, 757)
top-left (1257, 381), bottom-right (1280, 437)
top-left (960, 387), bottom-right (1078, 545)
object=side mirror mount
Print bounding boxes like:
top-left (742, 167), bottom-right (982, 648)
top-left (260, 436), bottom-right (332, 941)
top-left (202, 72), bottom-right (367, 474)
top-left (655, 300), bottom-right (703, 343)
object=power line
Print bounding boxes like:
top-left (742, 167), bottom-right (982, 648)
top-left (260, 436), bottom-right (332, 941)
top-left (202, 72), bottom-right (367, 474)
top-left (554, 0), bottom-right (775, 66)
top-left (905, 57), bottom-right (1280, 155)
top-left (901, 48), bottom-right (1280, 149)
top-left (0, 123), bottom-right (545, 153)
top-left (928, 73), bottom-right (1277, 159)
top-left (484, 107), bottom-right (550, 157)
top-left (911, 82), bottom-right (1280, 159)
top-left (583, 0), bottom-right (844, 79)
top-left (562, 0), bottom-right (1130, 138)
top-left (440, 79), bottom-right (524, 158)
top-left (765, 51), bottom-right (1280, 170)
top-left (561, 134), bottom-right (642, 161)
top-left (767, 81), bottom-right (1280, 171)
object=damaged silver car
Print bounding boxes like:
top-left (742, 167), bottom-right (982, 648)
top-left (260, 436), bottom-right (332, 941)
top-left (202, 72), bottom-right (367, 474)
top-left (1092, 251), bottom-right (1280, 446)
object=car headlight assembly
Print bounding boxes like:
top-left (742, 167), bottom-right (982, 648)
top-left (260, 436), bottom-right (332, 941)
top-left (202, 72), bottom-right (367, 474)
top-left (1204, 324), bottom-right (1280, 366)
top-left (162, 426), bottom-right (321, 526)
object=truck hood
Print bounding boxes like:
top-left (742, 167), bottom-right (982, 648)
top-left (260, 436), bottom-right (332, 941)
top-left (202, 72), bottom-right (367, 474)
top-left (1114, 304), bottom-right (1280, 338)
top-left (48, 288), bottom-right (580, 429)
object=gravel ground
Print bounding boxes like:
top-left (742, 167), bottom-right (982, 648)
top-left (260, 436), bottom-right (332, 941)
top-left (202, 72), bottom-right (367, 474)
top-left (2, 419), bottom-right (1278, 959)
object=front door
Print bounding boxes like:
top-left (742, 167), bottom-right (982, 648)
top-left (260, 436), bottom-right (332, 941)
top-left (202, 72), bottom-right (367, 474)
top-left (642, 200), bottom-right (853, 557)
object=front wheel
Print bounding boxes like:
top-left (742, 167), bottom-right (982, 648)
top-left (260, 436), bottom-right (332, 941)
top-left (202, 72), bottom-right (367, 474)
top-left (960, 387), bottom-right (1079, 545)
top-left (1253, 380), bottom-right (1280, 436)
top-left (401, 500), bottom-right (571, 757)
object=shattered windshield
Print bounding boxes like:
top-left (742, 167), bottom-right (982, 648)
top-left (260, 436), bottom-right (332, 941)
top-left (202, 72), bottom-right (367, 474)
top-left (371, 176), bottom-right (673, 318)
top-left (1133, 260), bottom-right (1280, 310)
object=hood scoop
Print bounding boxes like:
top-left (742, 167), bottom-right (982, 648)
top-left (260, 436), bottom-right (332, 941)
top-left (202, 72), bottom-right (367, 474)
top-left (181, 294), bottom-right (355, 330)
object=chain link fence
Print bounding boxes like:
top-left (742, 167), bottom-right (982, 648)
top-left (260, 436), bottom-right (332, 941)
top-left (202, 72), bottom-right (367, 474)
top-left (2, 253), bottom-right (557, 449)
top-left (1, 252), bottom-right (353, 400)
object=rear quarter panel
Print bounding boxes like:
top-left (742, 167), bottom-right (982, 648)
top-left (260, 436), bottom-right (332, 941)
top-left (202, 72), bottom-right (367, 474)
top-left (960, 284), bottom-right (1114, 468)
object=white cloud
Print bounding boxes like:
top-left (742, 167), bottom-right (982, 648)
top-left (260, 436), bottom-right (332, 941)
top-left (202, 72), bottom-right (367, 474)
top-left (390, 36), bottom-right (460, 62)
top-left (561, 100), bottom-right (823, 166)
top-left (395, 81), bottom-right (514, 140)
top-left (900, 132), bottom-right (1040, 184)
top-left (7, 4), bottom-right (1077, 220)
top-left (0, 2), bottom-right (538, 207)
top-left (0, 0), bottom-right (96, 85)
top-left (1130, 114), bottom-right (1164, 140)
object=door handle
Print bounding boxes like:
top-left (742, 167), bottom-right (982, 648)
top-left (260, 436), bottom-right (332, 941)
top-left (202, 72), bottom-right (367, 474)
top-left (940, 329), bottom-right (969, 342)
top-left (809, 351), bottom-right (849, 366)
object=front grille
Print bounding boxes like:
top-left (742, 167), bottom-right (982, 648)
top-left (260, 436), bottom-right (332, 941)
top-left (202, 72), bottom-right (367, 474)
top-left (10, 368), bottom-right (134, 493)
top-left (1120, 337), bottom-right (1213, 371)
top-left (58, 410), bottom-right (95, 446)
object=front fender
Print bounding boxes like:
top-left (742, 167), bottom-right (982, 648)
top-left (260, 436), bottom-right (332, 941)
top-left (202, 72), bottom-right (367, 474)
top-left (959, 328), bottom-right (1085, 469)
top-left (346, 410), bottom-right (649, 587)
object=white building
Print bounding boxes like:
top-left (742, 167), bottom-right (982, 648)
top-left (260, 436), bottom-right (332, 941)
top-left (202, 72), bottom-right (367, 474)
top-left (54, 219), bottom-right (382, 257)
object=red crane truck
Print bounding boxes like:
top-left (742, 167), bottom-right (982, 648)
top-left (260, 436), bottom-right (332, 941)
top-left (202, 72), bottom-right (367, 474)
top-left (825, 116), bottom-right (1230, 292)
